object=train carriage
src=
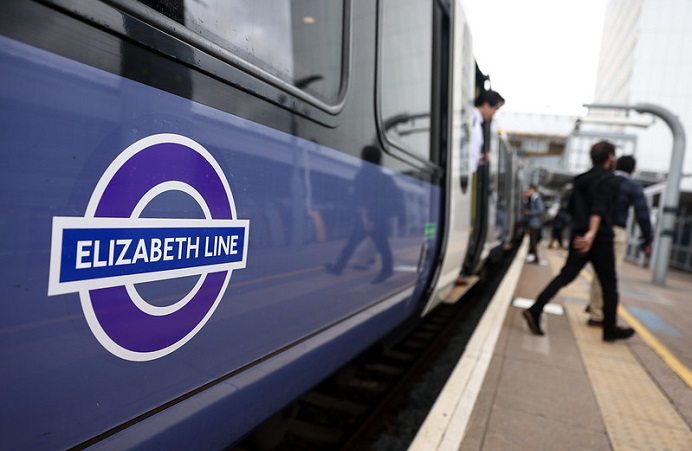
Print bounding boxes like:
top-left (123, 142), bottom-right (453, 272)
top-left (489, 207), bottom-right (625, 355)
top-left (0, 1), bottom-right (520, 449)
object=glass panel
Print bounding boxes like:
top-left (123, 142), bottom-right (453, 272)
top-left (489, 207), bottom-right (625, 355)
top-left (380, 0), bottom-right (432, 161)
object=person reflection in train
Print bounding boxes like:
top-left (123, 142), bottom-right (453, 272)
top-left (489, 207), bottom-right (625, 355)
top-left (326, 146), bottom-right (402, 284)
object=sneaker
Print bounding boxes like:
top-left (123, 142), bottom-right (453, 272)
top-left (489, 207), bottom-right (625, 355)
top-left (522, 309), bottom-right (544, 336)
top-left (603, 327), bottom-right (635, 342)
top-left (525, 254), bottom-right (537, 263)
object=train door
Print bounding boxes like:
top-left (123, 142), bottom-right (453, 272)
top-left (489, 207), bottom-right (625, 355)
top-left (417, 0), bottom-right (476, 315)
top-left (377, 0), bottom-right (456, 315)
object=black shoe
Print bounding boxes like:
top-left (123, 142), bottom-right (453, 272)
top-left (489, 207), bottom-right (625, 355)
top-left (325, 263), bottom-right (342, 275)
top-left (587, 318), bottom-right (603, 327)
top-left (522, 309), bottom-right (544, 336)
top-left (603, 327), bottom-right (635, 342)
top-left (371, 270), bottom-right (393, 284)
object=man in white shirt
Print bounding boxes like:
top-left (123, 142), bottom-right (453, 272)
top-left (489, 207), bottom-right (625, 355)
top-left (470, 89), bottom-right (504, 172)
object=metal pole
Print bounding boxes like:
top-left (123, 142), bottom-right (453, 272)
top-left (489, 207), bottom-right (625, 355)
top-left (584, 103), bottom-right (686, 285)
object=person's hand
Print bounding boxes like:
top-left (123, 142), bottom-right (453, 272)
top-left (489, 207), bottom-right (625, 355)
top-left (573, 231), bottom-right (595, 254)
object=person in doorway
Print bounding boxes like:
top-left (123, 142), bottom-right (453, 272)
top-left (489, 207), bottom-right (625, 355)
top-left (586, 155), bottom-right (653, 326)
top-left (471, 89), bottom-right (505, 172)
top-left (455, 89), bottom-right (504, 286)
top-left (524, 184), bottom-right (545, 263)
top-left (522, 141), bottom-right (635, 342)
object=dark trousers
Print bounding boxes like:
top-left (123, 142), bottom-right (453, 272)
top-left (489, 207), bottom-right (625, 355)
top-left (529, 233), bottom-right (619, 332)
top-left (528, 227), bottom-right (541, 257)
top-left (551, 227), bottom-right (565, 248)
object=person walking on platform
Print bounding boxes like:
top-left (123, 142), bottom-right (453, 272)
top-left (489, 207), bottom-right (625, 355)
top-left (586, 155), bottom-right (653, 326)
top-left (548, 207), bottom-right (570, 249)
top-left (524, 184), bottom-right (545, 263)
top-left (522, 141), bottom-right (635, 342)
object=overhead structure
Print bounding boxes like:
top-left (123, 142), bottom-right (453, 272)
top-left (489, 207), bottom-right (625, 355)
top-left (584, 103), bottom-right (687, 286)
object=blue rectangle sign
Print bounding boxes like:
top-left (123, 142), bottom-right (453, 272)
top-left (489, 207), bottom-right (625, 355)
top-left (59, 226), bottom-right (246, 283)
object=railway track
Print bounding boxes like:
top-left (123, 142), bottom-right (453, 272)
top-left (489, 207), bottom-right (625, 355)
top-left (231, 246), bottom-right (517, 451)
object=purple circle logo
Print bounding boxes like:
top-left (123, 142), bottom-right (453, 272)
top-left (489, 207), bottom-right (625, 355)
top-left (49, 134), bottom-right (249, 361)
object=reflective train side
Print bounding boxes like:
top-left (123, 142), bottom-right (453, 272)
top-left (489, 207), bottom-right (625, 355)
top-left (0, 1), bottom-right (522, 449)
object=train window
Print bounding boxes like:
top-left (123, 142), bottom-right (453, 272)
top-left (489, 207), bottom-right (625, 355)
top-left (136, 0), bottom-right (345, 103)
top-left (379, 0), bottom-right (432, 161)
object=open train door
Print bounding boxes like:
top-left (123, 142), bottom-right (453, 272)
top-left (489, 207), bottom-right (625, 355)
top-left (416, 0), bottom-right (476, 316)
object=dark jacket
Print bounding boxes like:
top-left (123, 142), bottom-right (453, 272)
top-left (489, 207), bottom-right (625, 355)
top-left (526, 193), bottom-right (545, 229)
top-left (568, 166), bottom-right (622, 238)
top-left (613, 172), bottom-right (653, 247)
top-left (353, 165), bottom-right (401, 225)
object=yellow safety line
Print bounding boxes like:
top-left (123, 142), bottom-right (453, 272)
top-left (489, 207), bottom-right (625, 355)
top-left (579, 268), bottom-right (692, 389)
top-left (618, 307), bottom-right (692, 389)
top-left (565, 303), bottom-right (692, 449)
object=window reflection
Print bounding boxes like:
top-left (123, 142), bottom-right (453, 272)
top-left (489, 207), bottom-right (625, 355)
top-left (380, 0), bottom-right (432, 161)
top-left (137, 0), bottom-right (344, 102)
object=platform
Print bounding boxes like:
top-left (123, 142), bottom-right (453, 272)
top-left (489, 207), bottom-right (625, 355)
top-left (410, 239), bottom-right (692, 450)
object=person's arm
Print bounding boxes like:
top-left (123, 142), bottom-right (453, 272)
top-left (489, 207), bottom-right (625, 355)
top-left (536, 195), bottom-right (545, 218)
top-left (573, 214), bottom-right (601, 253)
top-left (632, 186), bottom-right (654, 255)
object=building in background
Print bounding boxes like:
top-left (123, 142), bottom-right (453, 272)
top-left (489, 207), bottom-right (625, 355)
top-left (586, 0), bottom-right (692, 176)
top-left (502, 0), bottom-right (692, 179)
top-left (498, 112), bottom-right (575, 187)
top-left (497, 0), bottom-right (692, 272)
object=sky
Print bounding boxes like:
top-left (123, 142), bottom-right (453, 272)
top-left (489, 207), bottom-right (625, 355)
top-left (461, 0), bottom-right (608, 116)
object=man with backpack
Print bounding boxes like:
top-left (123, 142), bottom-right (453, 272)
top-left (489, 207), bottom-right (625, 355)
top-left (585, 155), bottom-right (653, 326)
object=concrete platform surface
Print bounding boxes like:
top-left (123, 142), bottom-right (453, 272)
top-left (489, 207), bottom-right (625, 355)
top-left (410, 240), bottom-right (692, 451)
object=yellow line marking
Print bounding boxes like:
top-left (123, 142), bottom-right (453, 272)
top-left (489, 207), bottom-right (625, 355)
top-left (618, 307), bottom-right (692, 389)
top-left (580, 268), bottom-right (593, 282)
top-left (565, 303), bottom-right (692, 449)
top-left (579, 267), bottom-right (692, 389)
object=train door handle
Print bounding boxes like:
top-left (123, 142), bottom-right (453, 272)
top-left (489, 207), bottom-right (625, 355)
top-left (416, 242), bottom-right (428, 274)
